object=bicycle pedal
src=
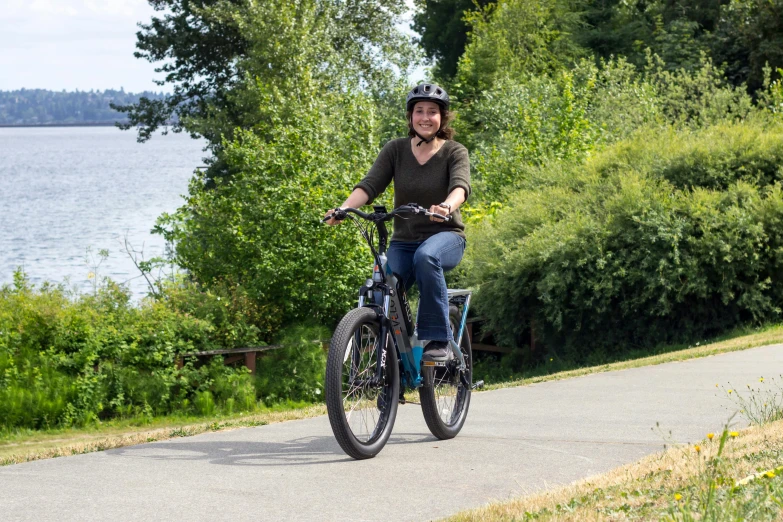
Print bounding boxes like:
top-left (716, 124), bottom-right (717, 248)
top-left (471, 380), bottom-right (485, 390)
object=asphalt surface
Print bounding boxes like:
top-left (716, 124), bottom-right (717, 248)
top-left (2, 344), bottom-right (781, 522)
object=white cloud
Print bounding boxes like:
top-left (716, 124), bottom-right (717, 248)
top-left (29, 0), bottom-right (79, 16)
top-left (0, 0), bottom-right (165, 92)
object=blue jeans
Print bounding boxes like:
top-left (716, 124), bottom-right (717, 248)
top-left (387, 232), bottom-right (467, 342)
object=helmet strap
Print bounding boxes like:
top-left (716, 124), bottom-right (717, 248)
top-left (414, 131), bottom-right (435, 147)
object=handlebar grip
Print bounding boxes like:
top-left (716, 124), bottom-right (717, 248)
top-left (322, 209), bottom-right (348, 222)
top-left (425, 211), bottom-right (452, 222)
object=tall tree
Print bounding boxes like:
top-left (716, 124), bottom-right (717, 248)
top-left (114, 0), bottom-right (417, 144)
top-left (411, 0), bottom-right (491, 81)
top-left (118, 0), bottom-right (420, 332)
top-left (576, 0), bottom-right (783, 91)
top-left (455, 0), bottom-right (586, 97)
top-left (711, 0), bottom-right (783, 92)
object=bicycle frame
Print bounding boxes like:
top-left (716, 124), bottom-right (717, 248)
top-left (349, 205), bottom-right (472, 390)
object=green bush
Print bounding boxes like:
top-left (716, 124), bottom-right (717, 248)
top-left (456, 55), bottom-right (758, 208)
top-left (254, 324), bottom-right (327, 404)
top-left (0, 273), bottom-right (286, 430)
top-left (160, 278), bottom-right (266, 347)
top-left (158, 93), bottom-right (387, 334)
top-left (588, 120), bottom-right (783, 191)
top-left (464, 121), bottom-right (783, 361)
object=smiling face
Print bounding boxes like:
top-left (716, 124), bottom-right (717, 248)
top-left (410, 101), bottom-right (442, 139)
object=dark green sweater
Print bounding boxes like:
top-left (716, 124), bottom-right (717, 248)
top-left (354, 138), bottom-right (471, 242)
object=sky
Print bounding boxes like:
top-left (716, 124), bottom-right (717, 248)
top-left (0, 0), bottom-right (425, 94)
top-left (1, 0), bottom-right (167, 93)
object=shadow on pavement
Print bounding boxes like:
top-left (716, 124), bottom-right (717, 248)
top-left (109, 432), bottom-right (437, 466)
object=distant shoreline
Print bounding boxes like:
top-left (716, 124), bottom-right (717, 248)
top-left (0, 123), bottom-right (122, 128)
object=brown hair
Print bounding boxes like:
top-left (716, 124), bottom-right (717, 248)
top-left (406, 105), bottom-right (455, 140)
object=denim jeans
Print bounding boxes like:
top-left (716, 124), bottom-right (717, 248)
top-left (386, 232), bottom-right (467, 342)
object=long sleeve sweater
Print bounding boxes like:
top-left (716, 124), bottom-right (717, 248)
top-left (354, 138), bottom-right (471, 242)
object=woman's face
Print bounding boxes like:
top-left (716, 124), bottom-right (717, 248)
top-left (411, 101), bottom-right (441, 139)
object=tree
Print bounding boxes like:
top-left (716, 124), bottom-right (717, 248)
top-left (711, 0), bottom-right (783, 93)
top-left (411, 0), bottom-right (491, 81)
top-left (122, 0), bottom-right (418, 334)
top-left (575, 0), bottom-right (783, 92)
top-left (455, 0), bottom-right (586, 98)
top-left (113, 0), bottom-right (418, 145)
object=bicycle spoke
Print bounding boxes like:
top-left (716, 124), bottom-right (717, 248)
top-left (338, 324), bottom-right (388, 443)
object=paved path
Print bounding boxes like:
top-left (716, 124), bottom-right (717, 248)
top-left (2, 344), bottom-right (781, 521)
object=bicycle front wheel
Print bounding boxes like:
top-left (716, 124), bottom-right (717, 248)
top-left (325, 307), bottom-right (399, 459)
top-left (419, 306), bottom-right (472, 440)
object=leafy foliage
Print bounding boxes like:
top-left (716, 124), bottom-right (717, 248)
top-left (455, 0), bottom-right (586, 97)
top-left (114, 0), bottom-right (417, 145)
top-left (0, 273), bottom-right (328, 430)
top-left (464, 121), bottom-right (783, 361)
top-left (255, 324), bottom-right (327, 404)
top-left (411, 0), bottom-right (491, 80)
top-left (457, 53), bottom-right (754, 206)
top-left (576, 0), bottom-right (783, 93)
top-left (158, 101), bottom-right (382, 330)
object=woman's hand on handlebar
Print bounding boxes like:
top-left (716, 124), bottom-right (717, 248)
top-left (323, 208), bottom-right (344, 226)
top-left (428, 204), bottom-right (449, 222)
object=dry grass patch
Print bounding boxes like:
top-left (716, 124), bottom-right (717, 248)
top-left (482, 325), bottom-right (783, 392)
top-left (0, 404), bottom-right (326, 466)
top-left (447, 420), bottom-right (783, 521)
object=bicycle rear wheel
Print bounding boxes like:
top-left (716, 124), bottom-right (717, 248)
top-left (419, 306), bottom-right (472, 440)
top-left (325, 307), bottom-right (399, 459)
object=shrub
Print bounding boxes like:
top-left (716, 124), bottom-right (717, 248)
top-left (456, 55), bottom-right (758, 208)
top-left (158, 91), bottom-right (387, 334)
top-left (0, 273), bottom-right (274, 430)
top-left (464, 121), bottom-right (783, 361)
top-left (588, 120), bottom-right (783, 191)
top-left (254, 324), bottom-right (327, 404)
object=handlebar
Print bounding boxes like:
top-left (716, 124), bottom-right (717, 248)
top-left (323, 203), bottom-right (452, 223)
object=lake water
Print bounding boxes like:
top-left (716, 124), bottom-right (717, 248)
top-left (0, 126), bottom-right (207, 298)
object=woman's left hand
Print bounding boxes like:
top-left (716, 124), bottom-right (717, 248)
top-left (429, 204), bottom-right (449, 221)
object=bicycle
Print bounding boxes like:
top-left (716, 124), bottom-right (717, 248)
top-left (322, 203), bottom-right (483, 459)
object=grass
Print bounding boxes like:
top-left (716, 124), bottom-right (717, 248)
top-left (479, 323), bottom-right (783, 392)
top-left (445, 420), bottom-right (783, 521)
top-left (3, 323), bottom-right (783, 467)
top-left (0, 403), bottom-right (326, 466)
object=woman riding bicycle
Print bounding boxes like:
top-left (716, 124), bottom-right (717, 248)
top-left (325, 83), bottom-right (470, 361)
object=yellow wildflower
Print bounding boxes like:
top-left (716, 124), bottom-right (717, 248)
top-left (707, 433), bottom-right (714, 440)
top-left (730, 431), bottom-right (739, 438)
top-left (760, 377), bottom-right (764, 383)
top-left (694, 445), bottom-right (701, 453)
top-left (674, 493), bottom-right (682, 501)
top-left (728, 389), bottom-right (733, 394)
top-left (766, 470), bottom-right (776, 479)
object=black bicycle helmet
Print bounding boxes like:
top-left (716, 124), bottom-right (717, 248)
top-left (406, 83), bottom-right (450, 112)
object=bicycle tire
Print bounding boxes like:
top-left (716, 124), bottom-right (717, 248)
top-left (419, 306), bottom-right (472, 440)
top-left (325, 307), bottom-right (399, 459)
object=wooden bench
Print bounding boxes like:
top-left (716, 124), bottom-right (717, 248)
top-left (177, 341), bottom-right (326, 375)
top-left (178, 319), bottom-right (516, 374)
